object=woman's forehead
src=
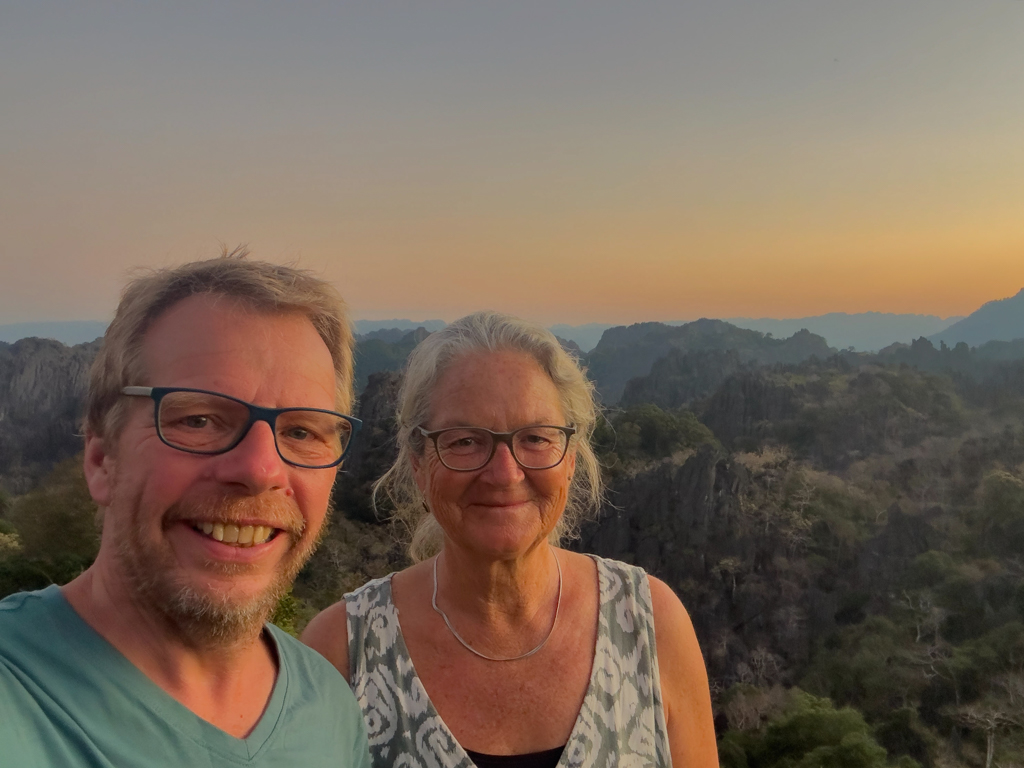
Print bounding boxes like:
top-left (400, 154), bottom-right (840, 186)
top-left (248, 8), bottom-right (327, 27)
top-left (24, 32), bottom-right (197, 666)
top-left (427, 350), bottom-right (565, 427)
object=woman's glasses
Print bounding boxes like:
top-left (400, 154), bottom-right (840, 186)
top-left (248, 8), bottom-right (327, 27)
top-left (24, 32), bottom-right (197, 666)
top-left (417, 425), bottom-right (576, 472)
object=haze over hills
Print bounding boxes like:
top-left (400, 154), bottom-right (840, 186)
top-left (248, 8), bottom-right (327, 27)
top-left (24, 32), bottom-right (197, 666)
top-left (928, 287), bottom-right (1024, 347)
top-left (0, 319), bottom-right (448, 346)
top-left (553, 312), bottom-right (964, 353)
top-left (6, 285), bottom-right (1024, 357)
top-left (353, 319), bottom-right (446, 335)
top-left (0, 322), bottom-right (108, 346)
top-left (547, 323), bottom-right (616, 353)
top-left (725, 312), bottom-right (961, 353)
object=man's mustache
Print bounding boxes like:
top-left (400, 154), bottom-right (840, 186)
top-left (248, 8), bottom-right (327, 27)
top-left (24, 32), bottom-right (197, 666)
top-left (163, 492), bottom-right (306, 539)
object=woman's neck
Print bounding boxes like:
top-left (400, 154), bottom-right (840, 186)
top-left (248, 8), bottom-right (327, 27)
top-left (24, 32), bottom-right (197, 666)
top-left (432, 543), bottom-right (562, 654)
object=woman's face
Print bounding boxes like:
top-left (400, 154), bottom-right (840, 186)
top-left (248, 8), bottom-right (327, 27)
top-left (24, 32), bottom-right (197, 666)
top-left (413, 350), bottom-right (576, 559)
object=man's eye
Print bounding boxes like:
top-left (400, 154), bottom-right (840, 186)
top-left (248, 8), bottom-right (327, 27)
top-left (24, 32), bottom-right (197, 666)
top-left (181, 415), bottom-right (210, 429)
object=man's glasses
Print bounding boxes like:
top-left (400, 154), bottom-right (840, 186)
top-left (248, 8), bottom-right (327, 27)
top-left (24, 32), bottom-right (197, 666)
top-left (122, 387), bottom-right (361, 469)
top-left (418, 425), bottom-right (576, 472)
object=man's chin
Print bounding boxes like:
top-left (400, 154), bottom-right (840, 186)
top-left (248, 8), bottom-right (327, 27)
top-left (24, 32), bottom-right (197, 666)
top-left (117, 543), bottom-right (303, 649)
top-left (162, 580), bottom-right (286, 649)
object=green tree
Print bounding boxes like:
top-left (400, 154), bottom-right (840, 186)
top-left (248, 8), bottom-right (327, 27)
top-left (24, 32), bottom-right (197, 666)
top-left (7, 456), bottom-right (99, 563)
top-left (0, 456), bottom-right (99, 597)
top-left (270, 588), bottom-right (307, 637)
top-left (975, 470), bottom-right (1024, 555)
top-left (595, 404), bottom-right (717, 466)
top-left (720, 689), bottom-right (918, 768)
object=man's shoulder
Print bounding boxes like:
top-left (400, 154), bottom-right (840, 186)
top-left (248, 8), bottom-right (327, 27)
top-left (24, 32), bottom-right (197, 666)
top-left (267, 623), bottom-right (351, 697)
top-left (0, 586), bottom-right (54, 614)
top-left (0, 586), bottom-right (62, 648)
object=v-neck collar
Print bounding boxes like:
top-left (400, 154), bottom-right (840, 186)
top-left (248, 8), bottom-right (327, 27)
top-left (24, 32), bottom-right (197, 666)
top-left (45, 585), bottom-right (290, 762)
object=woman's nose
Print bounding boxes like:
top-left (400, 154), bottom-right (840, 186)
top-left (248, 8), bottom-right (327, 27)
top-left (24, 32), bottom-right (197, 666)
top-left (481, 441), bottom-right (524, 482)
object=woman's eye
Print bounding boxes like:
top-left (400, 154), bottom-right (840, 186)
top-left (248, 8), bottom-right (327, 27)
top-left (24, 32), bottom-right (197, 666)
top-left (284, 427), bottom-right (312, 441)
top-left (181, 415), bottom-right (210, 429)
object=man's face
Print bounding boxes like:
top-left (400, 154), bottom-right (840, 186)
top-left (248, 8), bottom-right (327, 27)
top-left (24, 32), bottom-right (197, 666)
top-left (85, 294), bottom-right (340, 645)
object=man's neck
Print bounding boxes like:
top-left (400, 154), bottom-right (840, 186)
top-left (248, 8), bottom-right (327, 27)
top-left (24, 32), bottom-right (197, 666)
top-left (62, 563), bottom-right (279, 739)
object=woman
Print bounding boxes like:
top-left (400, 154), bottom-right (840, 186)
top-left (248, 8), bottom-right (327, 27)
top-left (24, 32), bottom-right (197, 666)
top-left (303, 312), bottom-right (717, 767)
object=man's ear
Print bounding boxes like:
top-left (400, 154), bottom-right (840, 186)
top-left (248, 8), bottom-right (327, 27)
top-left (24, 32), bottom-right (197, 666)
top-left (83, 430), bottom-right (115, 507)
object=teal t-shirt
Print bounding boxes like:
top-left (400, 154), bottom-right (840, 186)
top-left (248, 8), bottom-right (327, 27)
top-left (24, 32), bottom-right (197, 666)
top-left (0, 586), bottom-right (370, 768)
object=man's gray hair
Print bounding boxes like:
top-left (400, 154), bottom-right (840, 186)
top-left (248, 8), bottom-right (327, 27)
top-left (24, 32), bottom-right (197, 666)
top-left (374, 310), bottom-right (603, 562)
top-left (86, 247), bottom-right (354, 441)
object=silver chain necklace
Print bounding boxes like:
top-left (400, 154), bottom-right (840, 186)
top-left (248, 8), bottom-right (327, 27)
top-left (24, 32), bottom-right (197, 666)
top-left (431, 551), bottom-right (563, 662)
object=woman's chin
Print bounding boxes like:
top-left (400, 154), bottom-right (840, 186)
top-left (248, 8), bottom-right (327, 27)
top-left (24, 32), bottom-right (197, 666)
top-left (452, 523), bottom-right (555, 560)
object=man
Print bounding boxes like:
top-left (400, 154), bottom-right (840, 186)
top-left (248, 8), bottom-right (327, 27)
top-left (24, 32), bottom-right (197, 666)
top-left (0, 254), bottom-right (371, 767)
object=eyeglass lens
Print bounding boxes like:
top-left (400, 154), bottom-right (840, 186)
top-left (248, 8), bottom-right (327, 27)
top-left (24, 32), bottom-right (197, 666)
top-left (434, 427), bottom-right (569, 470)
top-left (157, 390), bottom-right (353, 467)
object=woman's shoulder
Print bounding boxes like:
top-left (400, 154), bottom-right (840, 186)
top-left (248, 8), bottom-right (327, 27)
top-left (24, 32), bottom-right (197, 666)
top-left (345, 571), bottom-right (396, 608)
top-left (582, 553), bottom-right (656, 601)
top-left (586, 553), bottom-right (648, 578)
top-left (300, 599), bottom-right (351, 679)
top-left (300, 571), bottom-right (398, 680)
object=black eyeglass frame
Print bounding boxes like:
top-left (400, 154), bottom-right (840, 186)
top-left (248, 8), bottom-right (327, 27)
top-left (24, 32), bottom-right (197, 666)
top-left (122, 386), bottom-right (362, 469)
top-left (417, 424), bottom-right (577, 472)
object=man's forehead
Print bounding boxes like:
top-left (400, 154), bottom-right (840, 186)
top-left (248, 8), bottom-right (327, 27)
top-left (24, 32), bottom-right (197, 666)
top-left (138, 294), bottom-right (334, 392)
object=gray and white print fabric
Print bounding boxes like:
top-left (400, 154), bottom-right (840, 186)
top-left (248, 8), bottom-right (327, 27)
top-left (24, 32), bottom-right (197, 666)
top-left (345, 555), bottom-right (672, 767)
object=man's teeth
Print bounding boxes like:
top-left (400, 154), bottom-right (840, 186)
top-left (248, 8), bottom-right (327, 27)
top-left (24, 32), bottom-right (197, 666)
top-left (196, 522), bottom-right (273, 547)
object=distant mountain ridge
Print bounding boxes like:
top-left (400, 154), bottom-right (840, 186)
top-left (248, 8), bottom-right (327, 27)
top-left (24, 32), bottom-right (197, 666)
top-left (547, 323), bottom-right (614, 353)
top-left (726, 312), bottom-right (960, 352)
top-left (548, 312), bottom-right (965, 353)
top-left (585, 319), bottom-right (834, 403)
top-left (0, 321), bottom-right (107, 345)
top-left (929, 288), bottom-right (1024, 347)
top-left (354, 319), bottom-right (446, 335)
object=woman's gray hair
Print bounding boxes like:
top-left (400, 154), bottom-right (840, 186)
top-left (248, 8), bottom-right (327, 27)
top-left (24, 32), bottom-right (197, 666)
top-left (374, 311), bottom-right (603, 562)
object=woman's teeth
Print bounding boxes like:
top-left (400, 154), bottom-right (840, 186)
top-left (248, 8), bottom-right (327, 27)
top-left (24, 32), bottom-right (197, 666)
top-left (195, 522), bottom-right (274, 547)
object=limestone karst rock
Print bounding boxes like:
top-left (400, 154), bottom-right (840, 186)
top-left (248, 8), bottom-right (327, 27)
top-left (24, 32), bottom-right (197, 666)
top-left (0, 338), bottom-right (99, 494)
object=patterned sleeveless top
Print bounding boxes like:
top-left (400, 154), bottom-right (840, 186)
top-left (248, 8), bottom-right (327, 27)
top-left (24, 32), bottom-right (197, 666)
top-left (345, 555), bottom-right (672, 768)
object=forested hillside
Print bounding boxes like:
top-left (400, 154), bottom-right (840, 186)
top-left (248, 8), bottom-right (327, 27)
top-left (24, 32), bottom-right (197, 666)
top-left (4, 325), bottom-right (1024, 767)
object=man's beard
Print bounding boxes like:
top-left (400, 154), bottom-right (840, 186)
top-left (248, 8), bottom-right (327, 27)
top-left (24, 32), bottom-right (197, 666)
top-left (114, 490), bottom-right (328, 649)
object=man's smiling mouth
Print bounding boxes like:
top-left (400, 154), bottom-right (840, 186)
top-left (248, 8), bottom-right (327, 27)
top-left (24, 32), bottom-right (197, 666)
top-left (191, 522), bottom-right (276, 547)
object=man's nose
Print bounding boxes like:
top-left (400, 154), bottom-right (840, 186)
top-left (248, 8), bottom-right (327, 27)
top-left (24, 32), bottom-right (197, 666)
top-left (212, 420), bottom-right (289, 494)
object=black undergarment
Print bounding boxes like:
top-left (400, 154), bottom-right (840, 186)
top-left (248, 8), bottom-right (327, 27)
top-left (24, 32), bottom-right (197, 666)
top-left (464, 745), bottom-right (565, 768)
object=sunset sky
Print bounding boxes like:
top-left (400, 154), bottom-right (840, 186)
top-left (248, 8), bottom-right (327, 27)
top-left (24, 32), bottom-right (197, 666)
top-left (2, 2), bottom-right (1023, 326)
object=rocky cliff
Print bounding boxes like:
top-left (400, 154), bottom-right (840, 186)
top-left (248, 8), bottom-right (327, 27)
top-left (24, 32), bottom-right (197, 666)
top-left (620, 348), bottom-right (745, 409)
top-left (0, 338), bottom-right (99, 494)
top-left (572, 445), bottom-right (944, 688)
top-left (332, 370), bottom-right (403, 523)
